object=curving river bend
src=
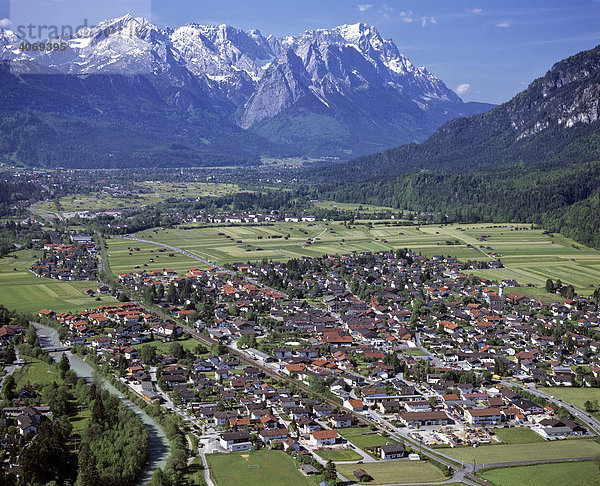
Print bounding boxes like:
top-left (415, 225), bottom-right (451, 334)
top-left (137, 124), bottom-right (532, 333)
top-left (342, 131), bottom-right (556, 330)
top-left (34, 323), bottom-right (170, 485)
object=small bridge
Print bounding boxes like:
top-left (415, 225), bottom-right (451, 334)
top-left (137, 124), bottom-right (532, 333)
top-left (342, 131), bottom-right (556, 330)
top-left (44, 346), bottom-right (72, 353)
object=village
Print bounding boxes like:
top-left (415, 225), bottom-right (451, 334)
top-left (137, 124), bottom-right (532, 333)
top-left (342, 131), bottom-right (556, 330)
top-left (2, 243), bottom-right (598, 483)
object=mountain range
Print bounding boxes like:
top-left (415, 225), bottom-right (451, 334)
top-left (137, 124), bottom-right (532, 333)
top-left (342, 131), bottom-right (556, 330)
top-left (0, 15), bottom-right (493, 167)
top-left (313, 44), bottom-right (600, 247)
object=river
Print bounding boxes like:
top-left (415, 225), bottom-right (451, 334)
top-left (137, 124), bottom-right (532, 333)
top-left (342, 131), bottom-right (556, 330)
top-left (34, 323), bottom-right (170, 485)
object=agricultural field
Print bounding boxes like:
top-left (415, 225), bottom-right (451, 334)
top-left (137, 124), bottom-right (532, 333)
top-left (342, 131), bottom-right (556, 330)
top-left (131, 221), bottom-right (600, 300)
top-left (312, 200), bottom-right (397, 212)
top-left (337, 427), bottom-right (398, 450)
top-left (0, 250), bottom-right (118, 314)
top-left (336, 460), bottom-right (446, 484)
top-left (492, 427), bottom-right (546, 445)
top-left (105, 238), bottom-right (205, 275)
top-left (133, 222), bottom-right (485, 267)
top-left (314, 448), bottom-right (363, 461)
top-left (36, 182), bottom-right (243, 214)
top-left (444, 439), bottom-right (600, 464)
top-left (479, 461), bottom-right (600, 486)
top-left (206, 450), bottom-right (316, 486)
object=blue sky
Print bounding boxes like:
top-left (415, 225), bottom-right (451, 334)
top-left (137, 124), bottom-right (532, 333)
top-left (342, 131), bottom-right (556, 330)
top-left (2, 0), bottom-right (600, 104)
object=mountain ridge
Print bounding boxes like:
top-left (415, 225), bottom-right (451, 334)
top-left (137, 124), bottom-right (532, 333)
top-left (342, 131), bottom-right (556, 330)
top-left (0, 16), bottom-right (494, 166)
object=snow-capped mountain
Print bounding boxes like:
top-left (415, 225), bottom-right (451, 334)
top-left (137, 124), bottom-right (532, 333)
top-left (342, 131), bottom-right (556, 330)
top-left (0, 15), bottom-right (494, 165)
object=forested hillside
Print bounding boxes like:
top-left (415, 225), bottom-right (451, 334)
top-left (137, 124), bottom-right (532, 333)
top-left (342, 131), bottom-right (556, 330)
top-left (310, 44), bottom-right (600, 247)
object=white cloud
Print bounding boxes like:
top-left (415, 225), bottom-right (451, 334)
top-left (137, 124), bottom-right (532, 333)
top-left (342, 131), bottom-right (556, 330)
top-left (0, 18), bottom-right (11, 28)
top-left (421, 16), bottom-right (437, 27)
top-left (455, 83), bottom-right (470, 95)
top-left (469, 8), bottom-right (483, 14)
top-left (358, 4), bottom-right (373, 12)
top-left (400, 10), bottom-right (415, 23)
top-left (496, 21), bottom-right (510, 28)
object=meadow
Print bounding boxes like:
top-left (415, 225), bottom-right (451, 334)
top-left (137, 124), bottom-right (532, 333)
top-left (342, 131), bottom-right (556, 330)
top-left (36, 182), bottom-right (243, 213)
top-left (479, 461), bottom-right (600, 486)
top-left (0, 250), bottom-right (118, 313)
top-left (206, 450), bottom-right (316, 486)
top-left (538, 387), bottom-right (600, 415)
top-left (126, 221), bottom-right (600, 300)
top-left (336, 460), bottom-right (446, 484)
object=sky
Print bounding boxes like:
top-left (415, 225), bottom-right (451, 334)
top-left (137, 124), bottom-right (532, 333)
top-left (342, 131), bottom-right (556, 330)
top-left (1, 0), bottom-right (600, 104)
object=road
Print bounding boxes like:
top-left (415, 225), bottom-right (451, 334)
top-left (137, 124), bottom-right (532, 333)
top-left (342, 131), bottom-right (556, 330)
top-left (0, 347), bottom-right (23, 391)
top-left (501, 380), bottom-right (600, 436)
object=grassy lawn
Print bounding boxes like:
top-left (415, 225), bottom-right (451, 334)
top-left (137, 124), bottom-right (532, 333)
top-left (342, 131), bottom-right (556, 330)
top-left (493, 427), bottom-right (546, 445)
top-left (71, 407), bottom-right (92, 436)
top-left (0, 250), bottom-right (118, 314)
top-left (445, 439), bottom-right (600, 464)
top-left (13, 358), bottom-right (62, 387)
top-left (337, 427), bottom-right (398, 450)
top-left (539, 387), bottom-right (600, 413)
top-left (314, 448), bottom-right (363, 461)
top-left (206, 450), bottom-right (314, 486)
top-left (480, 461), bottom-right (600, 486)
top-left (402, 348), bottom-right (428, 356)
top-left (337, 460), bottom-right (445, 484)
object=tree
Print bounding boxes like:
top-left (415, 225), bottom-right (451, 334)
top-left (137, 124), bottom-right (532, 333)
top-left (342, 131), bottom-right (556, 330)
top-left (2, 374), bottom-right (16, 401)
top-left (148, 469), bottom-right (170, 486)
top-left (169, 341), bottom-right (184, 360)
top-left (59, 353), bottom-right (70, 378)
top-left (545, 278), bottom-right (554, 293)
top-left (140, 345), bottom-right (157, 365)
top-left (271, 439), bottom-right (283, 450)
top-left (76, 443), bottom-right (99, 486)
top-left (26, 324), bottom-right (37, 345)
top-left (324, 460), bottom-right (337, 484)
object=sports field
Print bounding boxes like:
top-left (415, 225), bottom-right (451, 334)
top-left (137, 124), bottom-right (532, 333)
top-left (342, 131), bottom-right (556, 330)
top-left (0, 250), bottom-right (118, 313)
top-left (479, 461), bottom-right (600, 486)
top-left (128, 222), bottom-right (600, 299)
top-left (444, 439), bottom-right (600, 464)
top-left (206, 450), bottom-right (315, 486)
top-left (337, 460), bottom-right (445, 484)
top-left (492, 427), bottom-right (545, 445)
top-left (105, 238), bottom-right (205, 275)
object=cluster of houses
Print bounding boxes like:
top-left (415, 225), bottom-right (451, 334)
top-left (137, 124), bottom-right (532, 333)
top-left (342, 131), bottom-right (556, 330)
top-left (28, 246), bottom-right (599, 460)
top-left (31, 236), bottom-right (98, 282)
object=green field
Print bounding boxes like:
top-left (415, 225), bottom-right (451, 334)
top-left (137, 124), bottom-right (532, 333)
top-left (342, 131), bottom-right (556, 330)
top-left (337, 460), bottom-right (445, 484)
top-left (493, 427), bottom-right (546, 445)
top-left (539, 387), bottom-right (600, 413)
top-left (0, 250), bottom-right (118, 313)
top-left (37, 182), bottom-right (243, 213)
top-left (105, 238), bottom-right (205, 275)
top-left (480, 461), bottom-right (600, 486)
top-left (127, 222), bottom-right (600, 299)
top-left (445, 439), bottom-right (600, 464)
top-left (337, 427), bottom-right (398, 450)
top-left (206, 450), bottom-right (315, 486)
top-left (314, 448), bottom-right (363, 461)
top-left (13, 358), bottom-right (61, 387)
